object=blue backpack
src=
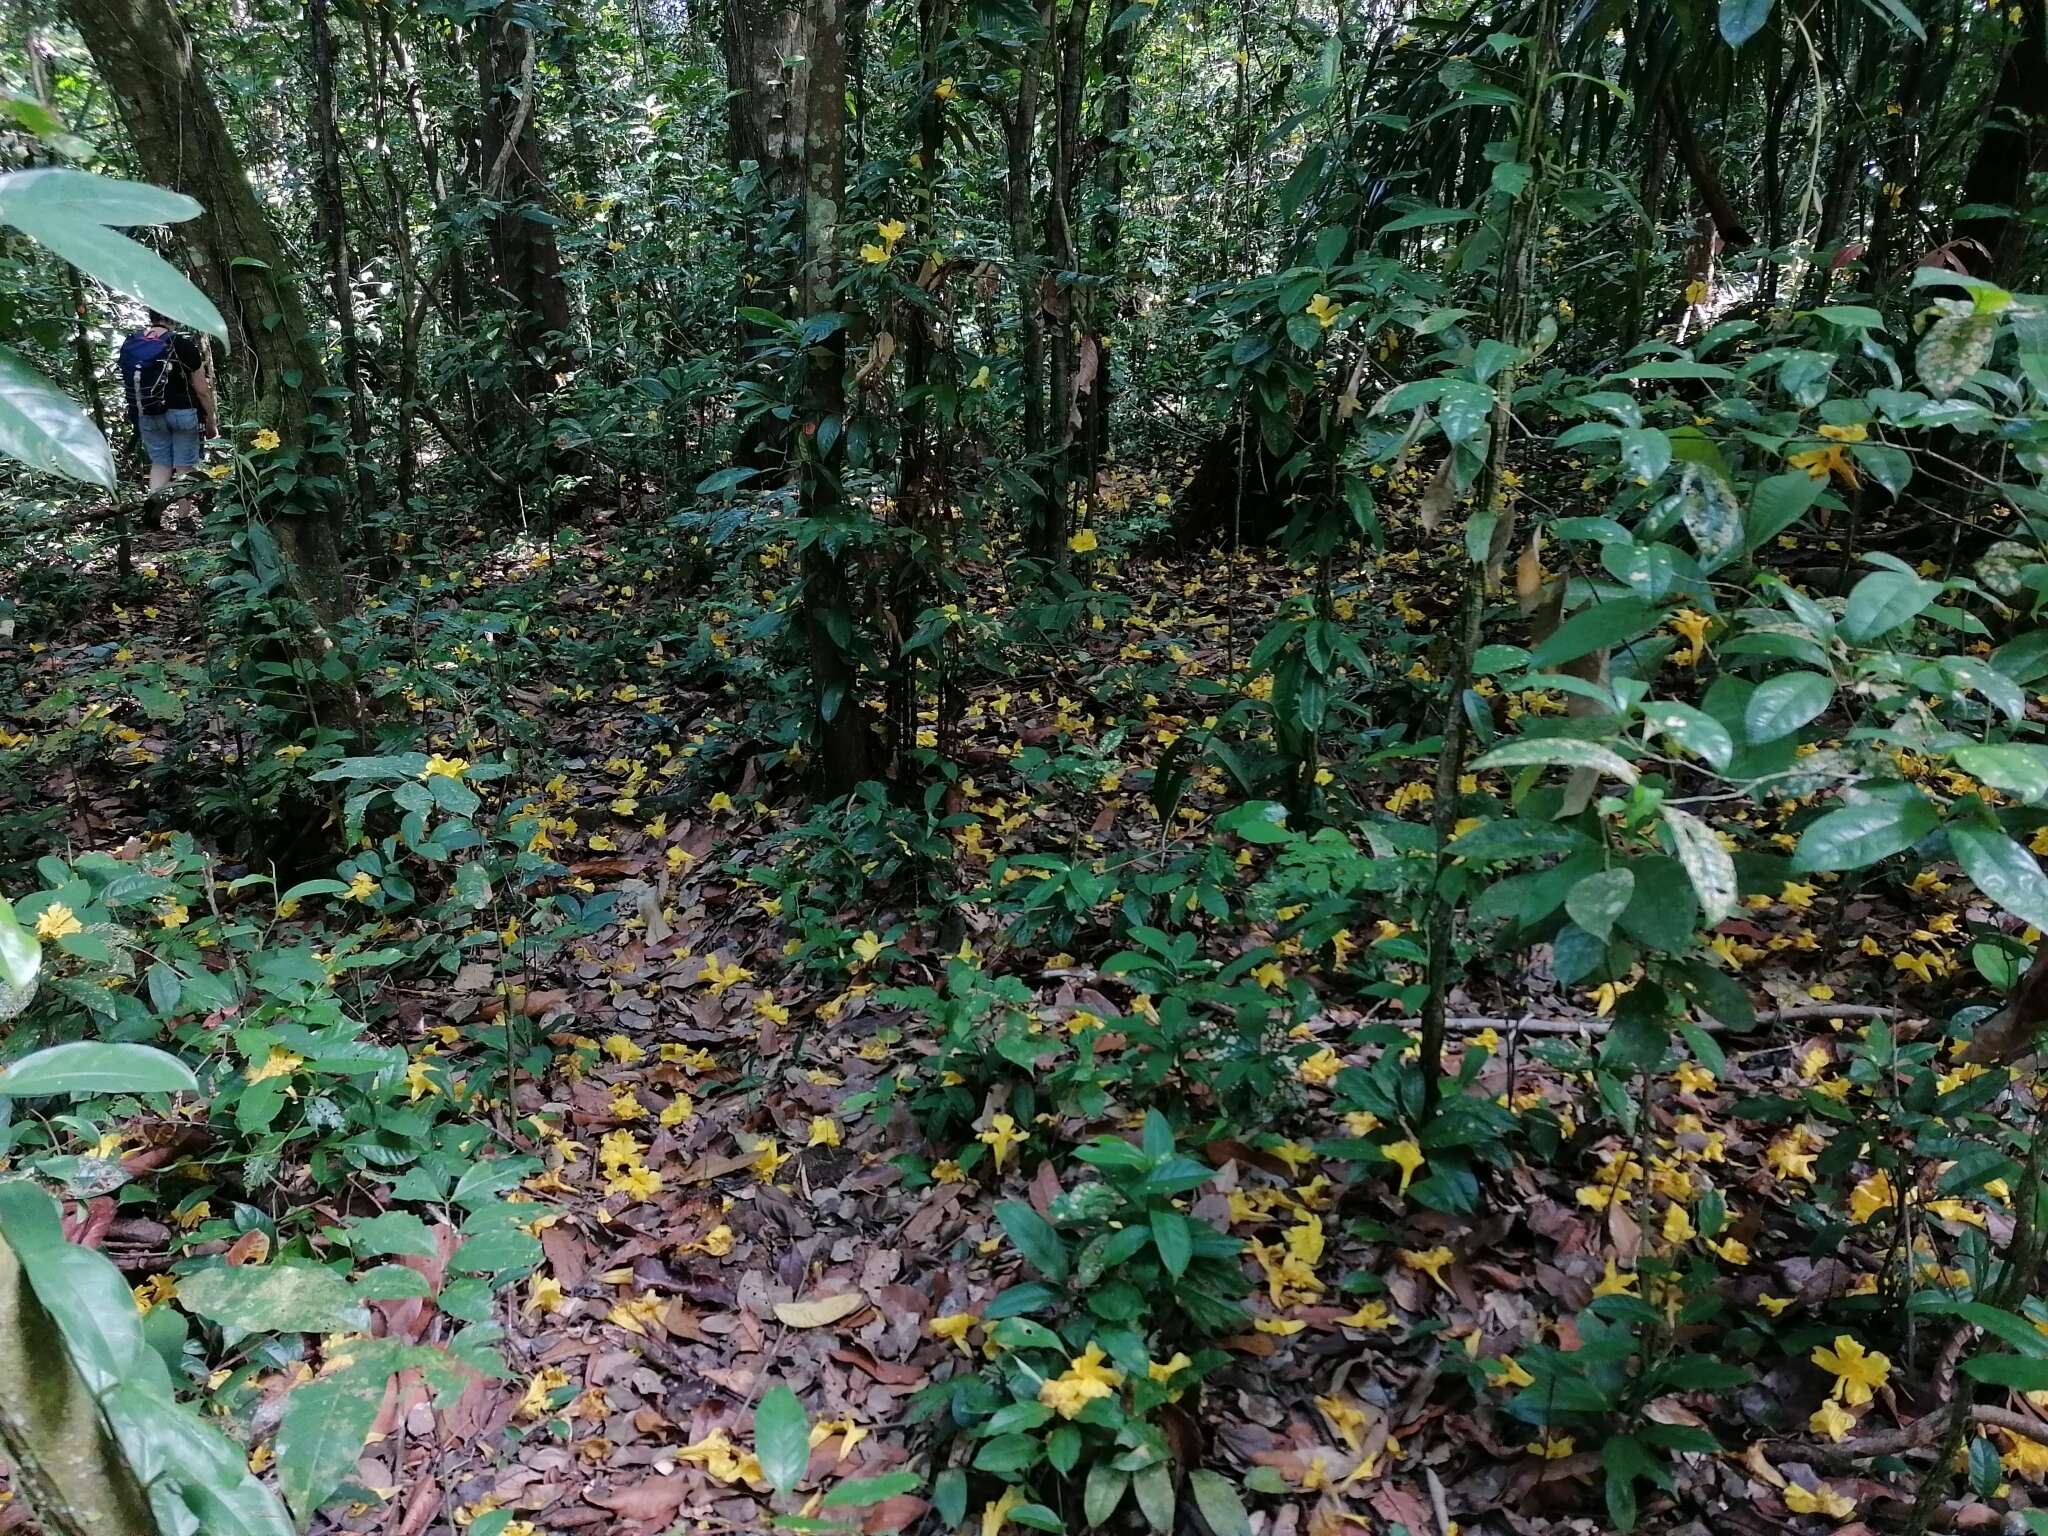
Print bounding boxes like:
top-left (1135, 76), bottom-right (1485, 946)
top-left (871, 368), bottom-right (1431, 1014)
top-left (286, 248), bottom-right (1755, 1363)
top-left (118, 327), bottom-right (184, 419)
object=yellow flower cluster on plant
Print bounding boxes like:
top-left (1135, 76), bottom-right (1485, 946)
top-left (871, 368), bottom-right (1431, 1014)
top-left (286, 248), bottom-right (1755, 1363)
top-left (1037, 1343), bottom-right (1123, 1418)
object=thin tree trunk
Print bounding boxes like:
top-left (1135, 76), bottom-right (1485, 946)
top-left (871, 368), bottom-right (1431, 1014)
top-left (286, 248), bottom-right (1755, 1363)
top-left (797, 0), bottom-right (874, 794)
top-left (1417, 0), bottom-right (1560, 1118)
top-left (722, 0), bottom-right (808, 472)
top-left (308, 0), bottom-right (378, 523)
top-left (1004, 4), bottom-right (1051, 472)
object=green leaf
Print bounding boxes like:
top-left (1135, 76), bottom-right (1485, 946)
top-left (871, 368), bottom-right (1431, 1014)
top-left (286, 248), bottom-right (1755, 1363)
top-left (1566, 869), bottom-right (1636, 941)
top-left (345, 1210), bottom-right (439, 1260)
top-left (177, 1264), bottom-right (370, 1340)
top-left (1187, 1470), bottom-right (1254, 1536)
top-left (1641, 704), bottom-right (1733, 771)
top-left (1918, 309), bottom-right (1997, 399)
top-left (995, 1200), bottom-right (1069, 1284)
top-left (1954, 745), bottom-right (2048, 805)
top-left (1084, 1463), bottom-right (1129, 1526)
top-left (1150, 1207), bottom-right (1192, 1278)
top-left (1963, 1354), bottom-right (2048, 1391)
top-left (1527, 598), bottom-right (1661, 669)
top-left (1719, 0), bottom-right (1772, 44)
top-left (1470, 736), bottom-right (1638, 784)
top-left (1744, 672), bottom-right (1832, 743)
top-left (1949, 824), bottom-right (2048, 932)
top-left (0, 345), bottom-right (114, 488)
top-left (1663, 806), bottom-right (1737, 926)
top-left (0, 1041), bottom-right (196, 1097)
top-left (1, 194), bottom-right (225, 340)
top-left (0, 896), bottom-right (40, 994)
top-left (1618, 427), bottom-right (1671, 483)
top-left (1133, 1463), bottom-right (1175, 1531)
top-left (1792, 795), bottom-right (1937, 872)
top-left (1381, 204), bottom-right (1476, 233)
top-left (1842, 569), bottom-right (1939, 643)
top-left (754, 1384), bottom-right (809, 1498)
top-left (819, 1471), bottom-right (921, 1508)
top-left (276, 1364), bottom-right (388, 1525)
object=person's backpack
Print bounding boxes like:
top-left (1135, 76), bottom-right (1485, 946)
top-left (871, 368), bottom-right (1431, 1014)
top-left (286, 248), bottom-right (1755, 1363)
top-left (117, 327), bottom-right (184, 419)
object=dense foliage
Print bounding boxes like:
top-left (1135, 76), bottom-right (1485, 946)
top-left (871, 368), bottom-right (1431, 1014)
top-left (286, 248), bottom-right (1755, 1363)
top-left (1, 0), bottom-right (2047, 1532)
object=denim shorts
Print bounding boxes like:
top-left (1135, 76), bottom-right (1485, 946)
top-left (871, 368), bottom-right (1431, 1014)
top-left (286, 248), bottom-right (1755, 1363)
top-left (138, 407), bottom-right (202, 468)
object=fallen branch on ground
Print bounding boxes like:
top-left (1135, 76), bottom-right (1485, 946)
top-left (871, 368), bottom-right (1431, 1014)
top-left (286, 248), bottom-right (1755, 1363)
top-left (1444, 1004), bottom-right (1905, 1036)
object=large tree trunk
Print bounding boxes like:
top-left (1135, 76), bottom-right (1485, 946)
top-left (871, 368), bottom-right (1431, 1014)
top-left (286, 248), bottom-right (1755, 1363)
top-left (722, 0), bottom-right (809, 471)
top-left (476, 1), bottom-right (573, 414)
top-left (1954, 0), bottom-right (2046, 281)
top-left (797, 0), bottom-right (876, 794)
top-left (67, 0), bottom-right (352, 630)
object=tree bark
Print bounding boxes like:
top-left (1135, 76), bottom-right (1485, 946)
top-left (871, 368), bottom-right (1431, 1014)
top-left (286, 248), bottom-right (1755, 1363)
top-left (797, 0), bottom-right (875, 794)
top-left (722, 0), bottom-right (809, 471)
top-left (308, 0), bottom-right (378, 523)
top-left (1954, 0), bottom-right (2046, 281)
top-left (1040, 0), bottom-right (1092, 560)
top-left (1001, 3), bottom-right (1051, 538)
top-left (67, 0), bottom-right (352, 629)
top-left (1084, 1), bottom-right (1138, 473)
top-left (476, 0), bottom-right (573, 410)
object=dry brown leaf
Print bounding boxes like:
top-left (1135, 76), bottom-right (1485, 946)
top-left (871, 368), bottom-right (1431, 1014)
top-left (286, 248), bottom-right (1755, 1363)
top-left (773, 1292), bottom-right (868, 1328)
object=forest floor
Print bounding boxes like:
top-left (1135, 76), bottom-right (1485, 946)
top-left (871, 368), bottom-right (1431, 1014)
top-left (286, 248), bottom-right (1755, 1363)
top-left (6, 481), bottom-right (2019, 1536)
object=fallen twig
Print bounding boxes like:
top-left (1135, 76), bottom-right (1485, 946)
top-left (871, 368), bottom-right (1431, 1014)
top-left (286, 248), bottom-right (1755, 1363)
top-left (1445, 1004), bottom-right (1906, 1036)
top-left (1771, 1402), bottom-right (2047, 1464)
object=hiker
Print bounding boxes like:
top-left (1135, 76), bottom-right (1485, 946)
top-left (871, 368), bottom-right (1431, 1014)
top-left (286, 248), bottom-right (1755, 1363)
top-left (117, 309), bottom-right (217, 493)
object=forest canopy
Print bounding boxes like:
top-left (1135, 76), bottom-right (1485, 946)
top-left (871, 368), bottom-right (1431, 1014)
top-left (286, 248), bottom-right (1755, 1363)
top-left (1, 0), bottom-right (2047, 1532)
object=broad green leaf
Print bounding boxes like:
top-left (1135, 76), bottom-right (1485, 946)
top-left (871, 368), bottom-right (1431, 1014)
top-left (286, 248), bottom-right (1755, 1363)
top-left (0, 166), bottom-right (202, 227)
top-left (1918, 309), bottom-right (1996, 399)
top-left (820, 1471), bottom-right (922, 1508)
top-left (1719, 0), bottom-right (1772, 44)
top-left (1566, 869), bottom-right (1636, 940)
top-left (1663, 805), bottom-right (1737, 926)
top-left (1744, 671), bottom-right (1832, 743)
top-left (1641, 703), bottom-right (1733, 771)
top-left (177, 1263), bottom-right (370, 1341)
top-left (344, 1210), bottom-right (439, 1259)
top-left (1084, 1464), bottom-right (1129, 1526)
top-left (1842, 569), bottom-right (1939, 643)
top-left (2, 202), bottom-right (225, 341)
top-left (1953, 745), bottom-right (2048, 804)
top-left (0, 345), bottom-right (114, 488)
top-left (1618, 426), bottom-right (1670, 483)
top-left (1948, 824), bottom-right (2048, 933)
top-left (0, 896), bottom-right (39, 994)
top-left (1188, 1470), bottom-right (1254, 1536)
top-left (754, 1384), bottom-right (809, 1497)
top-left (0, 1041), bottom-right (196, 1097)
top-left (1527, 598), bottom-right (1661, 669)
top-left (276, 1365), bottom-right (387, 1525)
top-left (1963, 1354), bottom-right (2048, 1391)
top-left (1791, 794), bottom-right (1937, 871)
top-left (995, 1200), bottom-right (1069, 1284)
top-left (1469, 737), bottom-right (1638, 784)
top-left (1381, 204), bottom-right (1476, 233)
top-left (1150, 1207), bottom-right (1192, 1278)
top-left (1133, 1463), bottom-right (1175, 1531)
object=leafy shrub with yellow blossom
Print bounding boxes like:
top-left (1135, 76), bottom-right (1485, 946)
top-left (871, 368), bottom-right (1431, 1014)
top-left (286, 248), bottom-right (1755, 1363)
top-left (909, 1112), bottom-right (1246, 1529)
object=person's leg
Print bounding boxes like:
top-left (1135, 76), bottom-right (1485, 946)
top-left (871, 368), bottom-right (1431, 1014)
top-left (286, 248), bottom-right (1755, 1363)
top-left (137, 414), bottom-right (174, 492)
top-left (165, 409), bottom-right (202, 489)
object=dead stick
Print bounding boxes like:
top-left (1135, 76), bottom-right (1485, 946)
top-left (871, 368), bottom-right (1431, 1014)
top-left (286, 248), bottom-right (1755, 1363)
top-left (1445, 1004), bottom-right (1906, 1036)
